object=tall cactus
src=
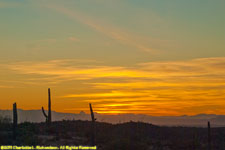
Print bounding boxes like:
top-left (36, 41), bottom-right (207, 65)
top-left (13, 102), bottom-right (18, 140)
top-left (89, 103), bottom-right (96, 146)
top-left (42, 88), bottom-right (52, 124)
top-left (208, 121), bottom-right (211, 150)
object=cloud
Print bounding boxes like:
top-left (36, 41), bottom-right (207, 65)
top-left (45, 4), bottom-right (158, 53)
top-left (0, 1), bottom-right (19, 8)
top-left (3, 57), bottom-right (225, 84)
top-left (4, 60), bottom-right (151, 81)
top-left (0, 85), bottom-right (14, 88)
top-left (62, 90), bottom-right (150, 101)
top-left (68, 36), bottom-right (80, 42)
top-left (2, 57), bottom-right (225, 115)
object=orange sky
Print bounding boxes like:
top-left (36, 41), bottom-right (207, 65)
top-left (1, 58), bottom-right (225, 116)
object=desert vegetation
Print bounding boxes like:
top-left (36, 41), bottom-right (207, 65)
top-left (0, 89), bottom-right (224, 150)
top-left (1, 119), bottom-right (225, 149)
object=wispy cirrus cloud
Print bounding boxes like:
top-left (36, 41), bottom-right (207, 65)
top-left (0, 1), bottom-right (19, 8)
top-left (7, 57), bottom-right (225, 80)
top-left (2, 57), bottom-right (225, 115)
top-left (44, 4), bottom-right (158, 53)
top-left (68, 36), bottom-right (80, 42)
top-left (0, 85), bottom-right (14, 88)
top-left (3, 57), bottom-right (225, 83)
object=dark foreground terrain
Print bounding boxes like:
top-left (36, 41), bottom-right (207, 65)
top-left (0, 120), bottom-right (225, 150)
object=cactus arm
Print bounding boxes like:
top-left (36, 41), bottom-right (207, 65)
top-left (89, 103), bottom-right (96, 146)
top-left (89, 103), bottom-right (95, 122)
top-left (42, 107), bottom-right (48, 118)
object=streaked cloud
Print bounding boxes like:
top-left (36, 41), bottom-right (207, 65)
top-left (4, 57), bottom-right (225, 81)
top-left (0, 85), bottom-right (14, 88)
top-left (45, 4), bottom-right (158, 53)
top-left (1, 57), bottom-right (225, 115)
top-left (0, 1), bottom-right (19, 8)
top-left (68, 36), bottom-right (80, 42)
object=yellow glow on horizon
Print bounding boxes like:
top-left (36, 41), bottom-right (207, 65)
top-left (96, 110), bottom-right (127, 114)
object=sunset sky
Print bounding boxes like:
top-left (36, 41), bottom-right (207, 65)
top-left (0, 0), bottom-right (225, 116)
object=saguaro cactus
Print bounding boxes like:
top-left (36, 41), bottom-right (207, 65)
top-left (42, 88), bottom-right (52, 124)
top-left (208, 121), bottom-right (211, 150)
top-left (89, 103), bottom-right (96, 146)
top-left (13, 102), bottom-right (18, 140)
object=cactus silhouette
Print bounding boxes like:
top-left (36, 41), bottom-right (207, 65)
top-left (13, 102), bottom-right (18, 140)
top-left (89, 103), bottom-right (96, 146)
top-left (208, 121), bottom-right (211, 150)
top-left (42, 88), bottom-right (52, 124)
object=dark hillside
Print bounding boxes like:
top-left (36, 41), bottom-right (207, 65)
top-left (0, 120), bottom-right (225, 150)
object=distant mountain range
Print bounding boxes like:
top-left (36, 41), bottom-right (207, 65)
top-left (1, 109), bottom-right (225, 127)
